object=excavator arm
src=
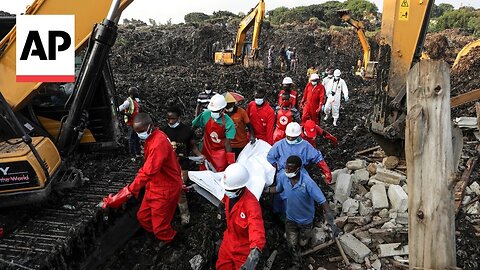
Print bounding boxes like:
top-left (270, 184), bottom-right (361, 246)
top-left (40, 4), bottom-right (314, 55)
top-left (368, 0), bottom-right (435, 155)
top-left (338, 10), bottom-right (372, 76)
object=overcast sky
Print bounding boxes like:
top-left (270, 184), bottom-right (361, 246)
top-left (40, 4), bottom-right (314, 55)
top-left (2, 0), bottom-right (479, 24)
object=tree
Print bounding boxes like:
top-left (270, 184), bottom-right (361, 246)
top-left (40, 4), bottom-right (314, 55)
top-left (184, 12), bottom-right (210, 23)
top-left (431, 6), bottom-right (479, 34)
top-left (212, 10), bottom-right (238, 18)
top-left (149, 19), bottom-right (157, 26)
top-left (345, 0), bottom-right (378, 19)
top-left (319, 1), bottom-right (346, 26)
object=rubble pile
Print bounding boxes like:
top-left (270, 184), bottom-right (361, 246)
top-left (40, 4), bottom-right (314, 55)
top-left (424, 29), bottom-right (477, 65)
top-left (451, 46), bottom-right (480, 117)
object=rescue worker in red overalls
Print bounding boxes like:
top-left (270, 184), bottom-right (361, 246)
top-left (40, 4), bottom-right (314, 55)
top-left (217, 163), bottom-right (266, 270)
top-left (301, 120), bottom-right (338, 148)
top-left (102, 113), bottom-right (183, 248)
top-left (274, 93), bottom-right (301, 143)
top-left (300, 73), bottom-right (325, 125)
top-left (118, 87), bottom-right (141, 160)
top-left (192, 94), bottom-right (236, 172)
top-left (277, 77), bottom-right (298, 108)
top-left (246, 89), bottom-right (275, 145)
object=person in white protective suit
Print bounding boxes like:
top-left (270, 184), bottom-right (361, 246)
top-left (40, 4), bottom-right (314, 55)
top-left (323, 69), bottom-right (349, 126)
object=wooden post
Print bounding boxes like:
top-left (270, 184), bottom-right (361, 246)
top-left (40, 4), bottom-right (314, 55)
top-left (405, 60), bottom-right (456, 269)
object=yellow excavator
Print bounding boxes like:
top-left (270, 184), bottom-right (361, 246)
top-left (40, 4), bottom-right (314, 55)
top-left (0, 0), bottom-right (133, 207)
top-left (214, 0), bottom-right (265, 66)
top-left (337, 10), bottom-right (377, 78)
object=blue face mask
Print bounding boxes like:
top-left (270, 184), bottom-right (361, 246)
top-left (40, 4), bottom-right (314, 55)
top-left (225, 190), bottom-right (239, 199)
top-left (137, 125), bottom-right (152, 141)
top-left (286, 137), bottom-right (302, 145)
top-left (255, 98), bottom-right (264, 105)
top-left (211, 112), bottom-right (221, 120)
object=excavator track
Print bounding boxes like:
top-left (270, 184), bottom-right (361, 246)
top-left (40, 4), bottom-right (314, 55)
top-left (0, 156), bottom-right (139, 270)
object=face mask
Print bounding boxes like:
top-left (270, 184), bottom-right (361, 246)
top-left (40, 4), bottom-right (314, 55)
top-left (334, 76), bottom-right (340, 81)
top-left (285, 169), bottom-right (299, 178)
top-left (211, 112), bottom-right (221, 119)
top-left (225, 190), bottom-right (239, 199)
top-left (328, 75), bottom-right (333, 78)
top-left (137, 125), bottom-right (152, 141)
top-left (226, 107), bottom-right (234, 113)
top-left (205, 89), bottom-right (212, 94)
top-left (168, 122), bottom-right (180, 128)
top-left (286, 137), bottom-right (302, 145)
top-left (311, 81), bottom-right (318, 86)
top-left (255, 98), bottom-right (264, 105)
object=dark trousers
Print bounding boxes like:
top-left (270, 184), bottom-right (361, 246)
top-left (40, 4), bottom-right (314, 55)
top-left (127, 125), bottom-right (141, 156)
top-left (285, 220), bottom-right (313, 269)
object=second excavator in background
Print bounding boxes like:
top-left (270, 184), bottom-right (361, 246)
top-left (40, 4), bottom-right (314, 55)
top-left (214, 0), bottom-right (265, 66)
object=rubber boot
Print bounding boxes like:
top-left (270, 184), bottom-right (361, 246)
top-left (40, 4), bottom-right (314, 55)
top-left (178, 201), bottom-right (190, 225)
top-left (333, 117), bottom-right (338, 126)
top-left (324, 114), bottom-right (328, 121)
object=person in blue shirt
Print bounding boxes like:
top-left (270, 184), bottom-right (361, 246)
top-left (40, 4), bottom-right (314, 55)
top-left (267, 122), bottom-right (332, 215)
top-left (264, 155), bottom-right (340, 270)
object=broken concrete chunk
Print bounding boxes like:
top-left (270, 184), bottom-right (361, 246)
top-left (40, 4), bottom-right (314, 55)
top-left (368, 177), bottom-right (390, 187)
top-left (310, 227), bottom-right (327, 247)
top-left (365, 191), bottom-right (372, 199)
top-left (346, 159), bottom-right (367, 171)
top-left (371, 185), bottom-right (389, 210)
top-left (378, 243), bottom-right (409, 257)
top-left (349, 216), bottom-right (371, 226)
top-left (466, 201), bottom-right (480, 215)
top-left (359, 201), bottom-right (374, 216)
top-left (402, 184), bottom-right (408, 195)
top-left (372, 259), bottom-right (381, 270)
top-left (334, 173), bottom-right (353, 203)
top-left (332, 168), bottom-right (349, 183)
top-left (388, 185), bottom-right (408, 212)
top-left (470, 182), bottom-right (480, 196)
top-left (189, 254), bottom-right (203, 270)
top-left (378, 208), bottom-right (389, 218)
top-left (342, 198), bottom-right (359, 215)
top-left (381, 221), bottom-right (396, 229)
top-left (374, 168), bottom-right (406, 185)
top-left (339, 233), bottom-right (372, 263)
top-left (354, 231), bottom-right (372, 245)
top-left (354, 169), bottom-right (370, 183)
top-left (367, 163), bottom-right (377, 175)
top-left (382, 156), bottom-right (399, 169)
top-left (396, 212), bottom-right (408, 225)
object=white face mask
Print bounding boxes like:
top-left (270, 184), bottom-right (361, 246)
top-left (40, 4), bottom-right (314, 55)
top-left (285, 169), bottom-right (299, 178)
top-left (137, 124), bottom-right (152, 141)
top-left (255, 98), bottom-right (264, 105)
top-left (334, 76), bottom-right (340, 81)
top-left (225, 190), bottom-right (239, 199)
top-left (226, 107), bottom-right (234, 113)
top-left (168, 122), bottom-right (180, 129)
top-left (311, 81), bottom-right (318, 86)
top-left (205, 89), bottom-right (212, 94)
top-left (211, 112), bottom-right (221, 119)
top-left (327, 75), bottom-right (333, 78)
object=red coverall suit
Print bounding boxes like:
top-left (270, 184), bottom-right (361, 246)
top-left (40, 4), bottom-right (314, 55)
top-left (202, 116), bottom-right (231, 172)
top-left (128, 129), bottom-right (183, 242)
top-left (277, 89), bottom-right (298, 108)
top-left (216, 189), bottom-right (266, 270)
top-left (300, 82), bottom-right (325, 125)
top-left (246, 101), bottom-right (275, 145)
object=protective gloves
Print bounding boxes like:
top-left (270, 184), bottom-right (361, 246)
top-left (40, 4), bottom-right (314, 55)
top-left (324, 132), bottom-right (338, 146)
top-left (317, 160), bottom-right (332, 184)
top-left (102, 185), bottom-right (132, 209)
top-left (325, 211), bottom-right (341, 237)
top-left (226, 152), bottom-right (236, 165)
top-left (344, 96), bottom-right (349, 102)
top-left (240, 248), bottom-right (261, 270)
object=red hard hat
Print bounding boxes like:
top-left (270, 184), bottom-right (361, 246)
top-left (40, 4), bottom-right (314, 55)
top-left (304, 120), bottom-right (317, 138)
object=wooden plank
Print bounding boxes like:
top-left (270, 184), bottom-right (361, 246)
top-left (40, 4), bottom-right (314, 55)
top-left (454, 156), bottom-right (478, 214)
top-left (451, 88), bottom-right (480, 108)
top-left (355, 146), bottom-right (381, 156)
top-left (405, 60), bottom-right (456, 269)
top-left (476, 102), bottom-right (480, 130)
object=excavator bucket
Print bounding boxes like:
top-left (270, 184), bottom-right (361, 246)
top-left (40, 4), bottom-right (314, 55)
top-left (365, 61), bottom-right (378, 78)
top-left (337, 9), bottom-right (352, 21)
top-left (214, 51), bottom-right (234, 65)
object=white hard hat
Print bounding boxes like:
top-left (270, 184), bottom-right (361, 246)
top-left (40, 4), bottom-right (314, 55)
top-left (282, 77), bottom-right (293, 85)
top-left (334, 69), bottom-right (341, 77)
top-left (207, 94), bottom-right (227, 111)
top-left (221, 163), bottom-right (250, 190)
top-left (310, 73), bottom-right (320, 81)
top-left (285, 122), bottom-right (302, 137)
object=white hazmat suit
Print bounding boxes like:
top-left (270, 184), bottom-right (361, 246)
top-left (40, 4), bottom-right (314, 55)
top-left (324, 76), bottom-right (348, 126)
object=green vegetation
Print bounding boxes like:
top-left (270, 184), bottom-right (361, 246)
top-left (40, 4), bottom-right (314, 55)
top-left (430, 5), bottom-right (480, 36)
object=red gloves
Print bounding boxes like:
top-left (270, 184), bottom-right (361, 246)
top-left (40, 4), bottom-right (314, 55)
top-left (324, 132), bottom-right (338, 146)
top-left (226, 152), bottom-right (236, 165)
top-left (102, 185), bottom-right (132, 209)
top-left (317, 160), bottom-right (332, 184)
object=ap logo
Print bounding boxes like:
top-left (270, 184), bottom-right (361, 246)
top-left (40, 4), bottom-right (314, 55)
top-left (16, 15), bottom-right (75, 82)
